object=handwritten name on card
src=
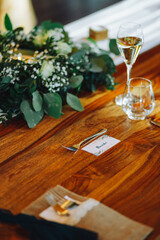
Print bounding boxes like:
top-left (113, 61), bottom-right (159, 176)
top-left (82, 135), bottom-right (120, 156)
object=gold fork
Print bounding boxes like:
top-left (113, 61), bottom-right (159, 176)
top-left (62, 128), bottom-right (107, 152)
top-left (45, 192), bottom-right (70, 216)
top-left (52, 189), bottom-right (81, 208)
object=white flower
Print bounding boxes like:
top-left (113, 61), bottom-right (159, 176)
top-left (33, 34), bottom-right (47, 47)
top-left (56, 42), bottom-right (72, 55)
top-left (44, 29), bottom-right (64, 41)
top-left (45, 30), bottom-right (55, 39)
top-left (40, 60), bottom-right (54, 79)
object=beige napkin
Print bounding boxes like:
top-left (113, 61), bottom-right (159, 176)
top-left (34, 186), bottom-right (153, 240)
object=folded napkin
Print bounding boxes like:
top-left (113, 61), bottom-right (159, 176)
top-left (0, 208), bottom-right (98, 240)
top-left (23, 185), bottom-right (153, 240)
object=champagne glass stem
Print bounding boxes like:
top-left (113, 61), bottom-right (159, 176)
top-left (122, 64), bottom-right (132, 111)
top-left (126, 64), bottom-right (132, 84)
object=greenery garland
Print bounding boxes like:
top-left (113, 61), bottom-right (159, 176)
top-left (0, 14), bottom-right (119, 128)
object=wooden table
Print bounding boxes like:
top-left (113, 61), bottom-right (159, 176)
top-left (0, 45), bottom-right (160, 239)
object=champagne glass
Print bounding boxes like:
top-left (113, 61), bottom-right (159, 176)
top-left (115, 22), bottom-right (144, 106)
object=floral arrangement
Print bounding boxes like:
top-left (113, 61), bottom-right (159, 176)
top-left (0, 14), bottom-right (119, 128)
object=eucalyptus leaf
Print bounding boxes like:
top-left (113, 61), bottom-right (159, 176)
top-left (91, 83), bottom-right (96, 92)
top-left (43, 93), bottom-right (62, 119)
top-left (90, 57), bottom-right (106, 73)
top-left (87, 37), bottom-right (97, 46)
top-left (1, 76), bottom-right (11, 84)
top-left (20, 100), bottom-right (44, 128)
top-left (14, 83), bottom-right (27, 93)
top-left (40, 20), bottom-right (64, 30)
top-left (105, 74), bottom-right (115, 90)
top-left (69, 75), bottom-right (83, 88)
top-left (29, 84), bottom-right (37, 94)
top-left (100, 54), bottom-right (116, 74)
top-left (69, 49), bottom-right (86, 63)
top-left (80, 42), bottom-right (91, 50)
top-left (0, 84), bottom-right (10, 92)
top-left (4, 14), bottom-right (13, 31)
top-left (66, 93), bottom-right (84, 111)
top-left (109, 39), bottom-right (120, 55)
top-left (14, 83), bottom-right (20, 92)
top-left (20, 78), bottom-right (36, 88)
top-left (32, 91), bottom-right (43, 112)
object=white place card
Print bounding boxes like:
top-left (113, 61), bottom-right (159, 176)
top-left (82, 135), bottom-right (120, 156)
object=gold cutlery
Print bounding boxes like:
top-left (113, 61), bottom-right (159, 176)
top-left (62, 128), bottom-right (107, 152)
top-left (150, 119), bottom-right (160, 127)
top-left (45, 190), bottom-right (81, 216)
top-left (45, 193), bottom-right (70, 216)
top-left (52, 189), bottom-right (81, 207)
top-left (53, 204), bottom-right (69, 216)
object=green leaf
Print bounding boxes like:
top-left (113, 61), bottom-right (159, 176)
top-left (90, 57), bottom-right (106, 73)
top-left (40, 20), bottom-right (64, 30)
top-left (105, 74), bottom-right (115, 90)
top-left (9, 88), bottom-right (24, 100)
top-left (1, 76), bottom-right (11, 84)
top-left (32, 91), bottom-right (43, 112)
top-left (100, 54), bottom-right (116, 74)
top-left (69, 49), bottom-right (86, 63)
top-left (43, 93), bottom-right (62, 119)
top-left (91, 83), bottom-right (96, 92)
top-left (80, 42), bottom-right (91, 50)
top-left (69, 75), bottom-right (83, 88)
top-left (66, 93), bottom-right (84, 111)
top-left (14, 83), bottom-right (27, 93)
top-left (1, 118), bottom-right (7, 127)
top-left (0, 77), bottom-right (11, 91)
top-left (14, 27), bottom-right (24, 32)
top-left (29, 84), bottom-right (37, 94)
top-left (20, 100), bottom-right (44, 128)
top-left (4, 14), bottom-right (13, 31)
top-left (87, 37), bottom-right (98, 46)
top-left (109, 39), bottom-right (120, 55)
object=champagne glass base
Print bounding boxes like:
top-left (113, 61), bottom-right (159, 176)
top-left (115, 94), bottom-right (123, 106)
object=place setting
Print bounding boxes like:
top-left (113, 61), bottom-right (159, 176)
top-left (62, 127), bottom-right (122, 157)
top-left (18, 185), bottom-right (153, 240)
top-left (0, 183), bottom-right (155, 240)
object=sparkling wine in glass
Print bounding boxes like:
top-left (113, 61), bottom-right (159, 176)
top-left (115, 22), bottom-right (143, 106)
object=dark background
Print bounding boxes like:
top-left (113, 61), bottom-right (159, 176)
top-left (32, 0), bottom-right (122, 25)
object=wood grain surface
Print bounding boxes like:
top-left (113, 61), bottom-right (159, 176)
top-left (0, 45), bottom-right (160, 239)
